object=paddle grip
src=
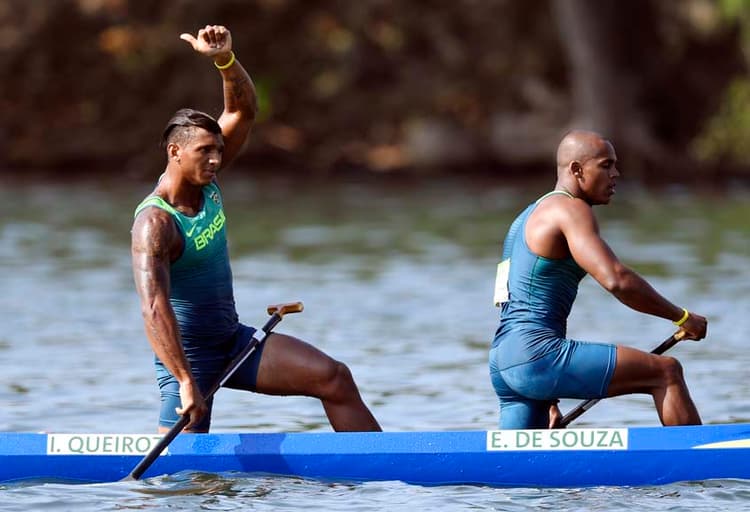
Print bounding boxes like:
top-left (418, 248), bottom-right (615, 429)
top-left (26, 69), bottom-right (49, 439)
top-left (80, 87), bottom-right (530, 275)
top-left (267, 301), bottom-right (304, 316)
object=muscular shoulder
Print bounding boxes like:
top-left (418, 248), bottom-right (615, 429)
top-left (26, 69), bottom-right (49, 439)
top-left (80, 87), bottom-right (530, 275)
top-left (534, 193), bottom-right (592, 220)
top-left (131, 205), bottom-right (182, 260)
top-left (558, 198), bottom-right (600, 236)
top-left (526, 196), bottom-right (598, 257)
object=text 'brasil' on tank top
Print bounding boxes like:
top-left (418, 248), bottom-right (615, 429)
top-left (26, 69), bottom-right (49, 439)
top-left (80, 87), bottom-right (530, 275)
top-left (494, 190), bottom-right (586, 340)
top-left (134, 181), bottom-right (238, 345)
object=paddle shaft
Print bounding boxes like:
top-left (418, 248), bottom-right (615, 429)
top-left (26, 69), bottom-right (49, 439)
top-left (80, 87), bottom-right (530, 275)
top-left (559, 331), bottom-right (685, 428)
top-left (126, 302), bottom-right (303, 480)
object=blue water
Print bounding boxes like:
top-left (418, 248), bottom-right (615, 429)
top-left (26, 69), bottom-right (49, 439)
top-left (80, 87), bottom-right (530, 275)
top-left (1, 177), bottom-right (749, 510)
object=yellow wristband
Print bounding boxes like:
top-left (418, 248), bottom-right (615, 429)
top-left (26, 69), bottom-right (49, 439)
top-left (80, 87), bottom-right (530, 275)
top-left (673, 308), bottom-right (689, 326)
top-left (214, 51), bottom-right (235, 70)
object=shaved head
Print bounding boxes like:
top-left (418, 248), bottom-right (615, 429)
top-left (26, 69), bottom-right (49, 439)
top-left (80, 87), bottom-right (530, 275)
top-left (552, 129), bottom-right (619, 205)
top-left (556, 130), bottom-right (612, 174)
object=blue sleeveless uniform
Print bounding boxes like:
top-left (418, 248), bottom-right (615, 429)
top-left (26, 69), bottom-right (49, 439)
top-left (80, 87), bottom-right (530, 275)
top-left (489, 191), bottom-right (617, 428)
top-left (134, 181), bottom-right (263, 430)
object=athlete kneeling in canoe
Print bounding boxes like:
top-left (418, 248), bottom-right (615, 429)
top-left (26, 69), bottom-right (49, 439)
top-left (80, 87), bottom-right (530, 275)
top-left (489, 130), bottom-right (707, 429)
top-left (131, 25), bottom-right (381, 433)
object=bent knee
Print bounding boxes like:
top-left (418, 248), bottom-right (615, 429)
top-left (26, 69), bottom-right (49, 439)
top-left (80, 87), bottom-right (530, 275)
top-left (317, 360), bottom-right (357, 400)
top-left (659, 355), bottom-right (685, 384)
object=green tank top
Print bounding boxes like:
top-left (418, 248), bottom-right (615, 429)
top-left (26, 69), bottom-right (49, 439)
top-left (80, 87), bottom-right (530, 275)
top-left (134, 181), bottom-right (238, 345)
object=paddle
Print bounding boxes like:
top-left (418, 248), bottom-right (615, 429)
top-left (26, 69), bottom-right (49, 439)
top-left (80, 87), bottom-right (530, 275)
top-left (558, 330), bottom-right (686, 428)
top-left (124, 301), bottom-right (304, 481)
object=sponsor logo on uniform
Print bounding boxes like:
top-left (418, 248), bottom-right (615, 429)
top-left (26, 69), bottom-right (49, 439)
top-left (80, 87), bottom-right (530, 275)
top-left (194, 209), bottom-right (226, 250)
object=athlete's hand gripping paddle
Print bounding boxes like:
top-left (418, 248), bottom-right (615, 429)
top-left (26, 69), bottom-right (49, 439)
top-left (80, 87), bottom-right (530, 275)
top-left (124, 301), bottom-right (304, 481)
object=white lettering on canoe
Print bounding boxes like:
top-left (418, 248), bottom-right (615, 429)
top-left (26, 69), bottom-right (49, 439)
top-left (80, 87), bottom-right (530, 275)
top-left (486, 428), bottom-right (628, 451)
top-left (47, 434), bottom-right (166, 456)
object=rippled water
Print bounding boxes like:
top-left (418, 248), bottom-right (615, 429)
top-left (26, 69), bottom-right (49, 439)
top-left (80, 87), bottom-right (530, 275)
top-left (1, 175), bottom-right (749, 510)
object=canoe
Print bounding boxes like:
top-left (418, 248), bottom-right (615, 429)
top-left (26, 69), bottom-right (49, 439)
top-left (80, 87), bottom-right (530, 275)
top-left (3, 424), bottom-right (750, 487)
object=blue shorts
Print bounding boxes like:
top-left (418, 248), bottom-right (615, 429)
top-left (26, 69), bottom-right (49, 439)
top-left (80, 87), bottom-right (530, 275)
top-left (489, 336), bottom-right (616, 429)
top-left (155, 324), bottom-right (263, 431)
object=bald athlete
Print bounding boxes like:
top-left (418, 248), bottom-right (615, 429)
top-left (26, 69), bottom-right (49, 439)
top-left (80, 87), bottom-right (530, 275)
top-left (489, 130), bottom-right (708, 429)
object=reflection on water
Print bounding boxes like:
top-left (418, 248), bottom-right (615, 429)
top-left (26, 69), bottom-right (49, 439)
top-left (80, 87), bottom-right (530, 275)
top-left (1, 176), bottom-right (749, 510)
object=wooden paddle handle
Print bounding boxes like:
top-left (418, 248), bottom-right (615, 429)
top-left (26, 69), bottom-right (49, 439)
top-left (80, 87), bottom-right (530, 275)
top-left (267, 301), bottom-right (304, 316)
top-left (651, 329), bottom-right (685, 355)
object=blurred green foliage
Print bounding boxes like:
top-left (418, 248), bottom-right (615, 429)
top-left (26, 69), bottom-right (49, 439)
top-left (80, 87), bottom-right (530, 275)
top-left (692, 0), bottom-right (750, 166)
top-left (693, 79), bottom-right (750, 165)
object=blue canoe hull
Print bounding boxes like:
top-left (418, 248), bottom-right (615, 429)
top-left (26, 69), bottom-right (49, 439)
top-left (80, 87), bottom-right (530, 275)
top-left (3, 424), bottom-right (750, 487)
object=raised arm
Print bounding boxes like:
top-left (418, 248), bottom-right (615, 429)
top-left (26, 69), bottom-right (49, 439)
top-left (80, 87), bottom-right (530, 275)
top-left (180, 25), bottom-right (258, 169)
top-left (131, 208), bottom-right (207, 429)
top-left (560, 201), bottom-right (707, 340)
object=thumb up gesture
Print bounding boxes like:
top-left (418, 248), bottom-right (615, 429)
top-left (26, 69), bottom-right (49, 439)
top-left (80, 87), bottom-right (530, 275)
top-left (180, 25), bottom-right (233, 58)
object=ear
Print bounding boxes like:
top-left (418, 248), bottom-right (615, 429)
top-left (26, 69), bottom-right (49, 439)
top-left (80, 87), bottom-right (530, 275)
top-left (167, 142), bottom-right (181, 160)
top-left (570, 161), bottom-right (583, 178)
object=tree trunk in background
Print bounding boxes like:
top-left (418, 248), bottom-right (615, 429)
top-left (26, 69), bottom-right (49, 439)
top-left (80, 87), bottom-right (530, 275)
top-left (552, 0), bottom-right (679, 177)
top-left (552, 0), bottom-right (621, 134)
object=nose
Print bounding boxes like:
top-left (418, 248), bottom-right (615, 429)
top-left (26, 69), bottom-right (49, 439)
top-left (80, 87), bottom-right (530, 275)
top-left (610, 165), bottom-right (620, 178)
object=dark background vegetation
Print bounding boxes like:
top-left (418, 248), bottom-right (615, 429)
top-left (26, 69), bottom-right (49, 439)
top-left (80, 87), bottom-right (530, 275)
top-left (2, 0), bottom-right (750, 182)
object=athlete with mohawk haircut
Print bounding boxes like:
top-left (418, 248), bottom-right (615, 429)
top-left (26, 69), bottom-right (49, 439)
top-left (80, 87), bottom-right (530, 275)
top-left (131, 25), bottom-right (381, 433)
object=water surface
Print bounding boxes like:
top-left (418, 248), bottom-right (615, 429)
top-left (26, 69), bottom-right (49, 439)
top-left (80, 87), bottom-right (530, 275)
top-left (1, 176), bottom-right (749, 510)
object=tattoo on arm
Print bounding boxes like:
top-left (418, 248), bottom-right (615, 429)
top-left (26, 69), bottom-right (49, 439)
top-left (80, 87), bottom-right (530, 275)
top-left (132, 213), bottom-right (172, 304)
top-left (223, 73), bottom-right (257, 118)
top-left (131, 210), bottom-right (192, 380)
top-left (216, 61), bottom-right (257, 168)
